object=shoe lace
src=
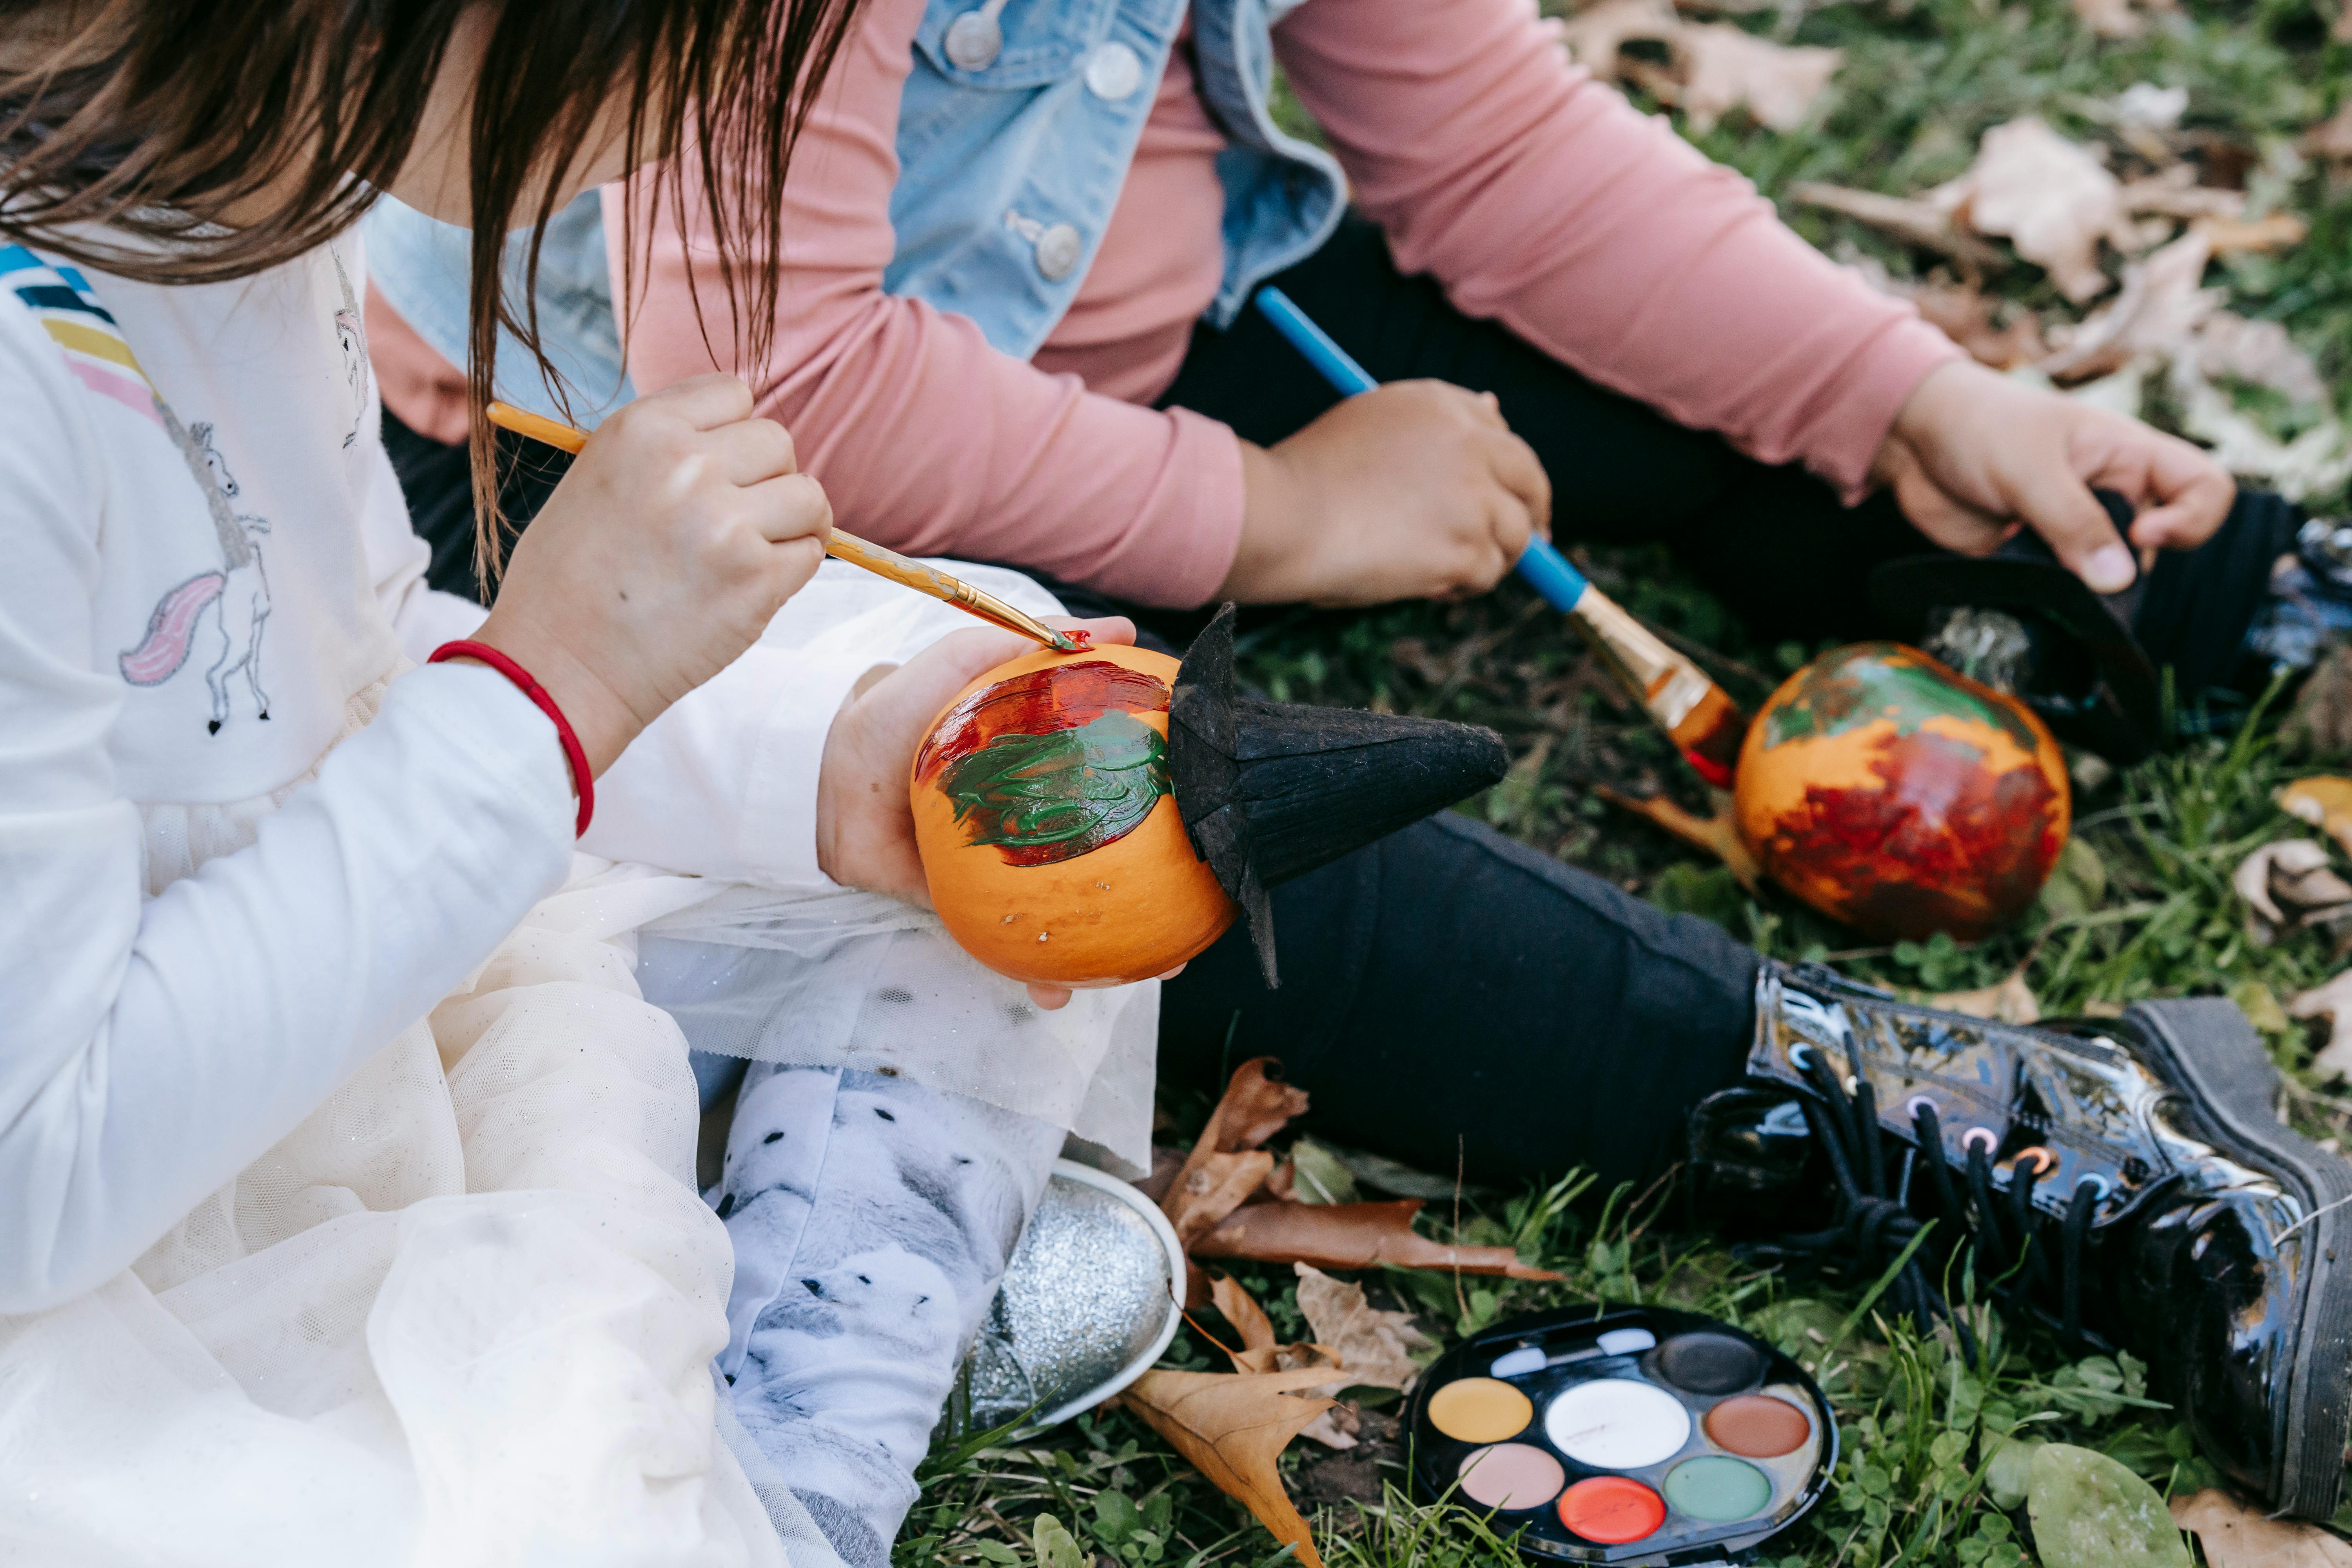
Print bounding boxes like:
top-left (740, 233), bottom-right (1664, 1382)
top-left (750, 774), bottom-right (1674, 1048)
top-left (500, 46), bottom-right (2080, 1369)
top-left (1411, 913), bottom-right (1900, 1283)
top-left (1764, 1047), bottom-right (2104, 1365)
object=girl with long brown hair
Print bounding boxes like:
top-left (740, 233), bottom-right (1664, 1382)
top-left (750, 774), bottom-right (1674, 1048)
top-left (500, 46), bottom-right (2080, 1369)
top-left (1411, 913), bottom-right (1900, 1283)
top-left (0, 3), bottom-right (1159, 1558)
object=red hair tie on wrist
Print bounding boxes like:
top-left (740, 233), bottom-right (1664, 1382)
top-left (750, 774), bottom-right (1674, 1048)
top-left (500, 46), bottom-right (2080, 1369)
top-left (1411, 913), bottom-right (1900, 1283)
top-left (427, 640), bottom-right (595, 837)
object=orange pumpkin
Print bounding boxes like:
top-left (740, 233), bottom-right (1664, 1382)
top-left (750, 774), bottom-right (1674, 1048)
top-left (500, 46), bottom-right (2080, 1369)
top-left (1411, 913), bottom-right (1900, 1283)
top-left (1733, 642), bottom-right (2069, 942)
top-left (910, 644), bottom-right (1237, 986)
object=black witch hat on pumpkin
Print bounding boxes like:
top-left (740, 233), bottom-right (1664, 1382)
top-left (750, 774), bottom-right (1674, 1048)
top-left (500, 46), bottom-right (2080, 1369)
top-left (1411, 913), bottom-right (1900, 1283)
top-left (1167, 605), bottom-right (1509, 986)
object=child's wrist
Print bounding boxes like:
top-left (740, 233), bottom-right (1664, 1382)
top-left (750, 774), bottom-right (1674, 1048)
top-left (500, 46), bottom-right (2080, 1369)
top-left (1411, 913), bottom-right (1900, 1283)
top-left (1225, 440), bottom-right (1317, 601)
top-left (459, 614), bottom-right (643, 779)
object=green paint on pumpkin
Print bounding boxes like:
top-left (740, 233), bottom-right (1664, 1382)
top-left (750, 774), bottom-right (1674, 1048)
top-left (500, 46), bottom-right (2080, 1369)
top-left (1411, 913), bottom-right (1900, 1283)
top-left (1762, 643), bottom-right (2041, 755)
top-left (935, 710), bottom-right (1169, 866)
top-left (2025, 1443), bottom-right (2192, 1568)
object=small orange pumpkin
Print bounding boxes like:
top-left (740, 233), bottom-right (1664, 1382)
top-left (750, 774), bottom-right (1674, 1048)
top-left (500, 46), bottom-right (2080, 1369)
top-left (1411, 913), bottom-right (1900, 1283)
top-left (1733, 642), bottom-right (2069, 941)
top-left (910, 644), bottom-right (1237, 986)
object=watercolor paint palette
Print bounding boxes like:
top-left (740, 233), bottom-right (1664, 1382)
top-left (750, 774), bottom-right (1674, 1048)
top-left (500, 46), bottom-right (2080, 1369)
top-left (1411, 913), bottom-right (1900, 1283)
top-left (1403, 1306), bottom-right (1836, 1563)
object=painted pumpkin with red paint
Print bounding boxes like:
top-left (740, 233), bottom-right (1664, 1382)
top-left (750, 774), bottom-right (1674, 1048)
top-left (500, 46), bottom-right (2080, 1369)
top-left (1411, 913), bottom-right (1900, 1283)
top-left (1732, 642), bottom-right (2069, 941)
top-left (910, 644), bottom-right (1237, 986)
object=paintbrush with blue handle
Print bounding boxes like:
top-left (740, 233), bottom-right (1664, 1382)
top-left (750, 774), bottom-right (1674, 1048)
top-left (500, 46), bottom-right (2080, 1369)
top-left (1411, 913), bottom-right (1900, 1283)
top-left (1254, 287), bottom-right (1749, 787)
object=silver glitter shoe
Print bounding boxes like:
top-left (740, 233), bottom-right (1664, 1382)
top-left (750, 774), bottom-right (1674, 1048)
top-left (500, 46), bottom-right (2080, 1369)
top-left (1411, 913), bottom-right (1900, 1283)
top-left (960, 1159), bottom-right (1183, 1434)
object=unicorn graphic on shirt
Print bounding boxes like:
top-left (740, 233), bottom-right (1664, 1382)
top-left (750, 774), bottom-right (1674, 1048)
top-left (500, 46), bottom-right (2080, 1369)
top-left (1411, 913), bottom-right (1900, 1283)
top-left (0, 244), bottom-right (277, 733)
top-left (118, 416), bottom-right (273, 733)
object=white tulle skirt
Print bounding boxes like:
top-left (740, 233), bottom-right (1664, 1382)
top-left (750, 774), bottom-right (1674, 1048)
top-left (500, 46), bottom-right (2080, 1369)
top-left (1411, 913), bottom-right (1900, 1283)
top-left (0, 663), bottom-right (847, 1566)
top-left (0, 858), bottom-right (849, 1566)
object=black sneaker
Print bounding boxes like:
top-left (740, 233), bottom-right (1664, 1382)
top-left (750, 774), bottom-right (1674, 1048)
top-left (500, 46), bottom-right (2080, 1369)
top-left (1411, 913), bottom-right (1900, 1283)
top-left (1691, 963), bottom-right (2352, 1518)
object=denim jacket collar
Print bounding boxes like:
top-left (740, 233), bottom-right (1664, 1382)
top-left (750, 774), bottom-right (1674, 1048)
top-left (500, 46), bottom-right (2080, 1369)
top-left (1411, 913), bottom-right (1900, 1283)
top-left (363, 0), bottom-right (1341, 423)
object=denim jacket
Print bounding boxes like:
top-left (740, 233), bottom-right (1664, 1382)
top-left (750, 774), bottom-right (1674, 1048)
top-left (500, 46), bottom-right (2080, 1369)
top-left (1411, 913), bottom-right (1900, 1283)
top-left (363, 0), bottom-right (1343, 426)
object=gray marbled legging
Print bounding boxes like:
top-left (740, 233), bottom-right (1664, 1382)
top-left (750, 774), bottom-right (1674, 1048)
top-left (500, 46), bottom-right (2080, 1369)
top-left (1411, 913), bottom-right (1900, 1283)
top-left (711, 1062), bottom-right (1063, 1568)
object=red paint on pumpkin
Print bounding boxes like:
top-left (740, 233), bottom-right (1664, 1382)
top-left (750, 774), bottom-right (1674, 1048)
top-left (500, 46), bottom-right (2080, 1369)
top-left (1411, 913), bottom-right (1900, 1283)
top-left (1759, 730), bottom-right (2065, 940)
top-left (1733, 643), bottom-right (2069, 941)
top-left (914, 660), bottom-right (1169, 784)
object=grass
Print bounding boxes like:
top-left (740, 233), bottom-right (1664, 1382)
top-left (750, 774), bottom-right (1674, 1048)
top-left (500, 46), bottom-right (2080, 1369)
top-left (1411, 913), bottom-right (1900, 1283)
top-left (896, 0), bottom-right (2352, 1561)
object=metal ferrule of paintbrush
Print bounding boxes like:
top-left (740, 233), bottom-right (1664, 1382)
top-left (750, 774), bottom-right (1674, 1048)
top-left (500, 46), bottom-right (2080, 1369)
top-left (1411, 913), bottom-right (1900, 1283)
top-left (1568, 590), bottom-right (1748, 788)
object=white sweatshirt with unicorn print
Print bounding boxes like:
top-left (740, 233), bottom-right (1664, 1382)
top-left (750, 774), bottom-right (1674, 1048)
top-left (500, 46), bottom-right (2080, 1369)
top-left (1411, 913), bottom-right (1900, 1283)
top-left (0, 231), bottom-right (1088, 1311)
top-left (0, 229), bottom-right (1163, 1566)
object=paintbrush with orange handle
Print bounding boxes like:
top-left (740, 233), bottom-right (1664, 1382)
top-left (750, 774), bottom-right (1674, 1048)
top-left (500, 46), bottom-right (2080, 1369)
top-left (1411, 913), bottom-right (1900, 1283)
top-left (485, 401), bottom-right (1088, 655)
top-left (1252, 290), bottom-right (1749, 786)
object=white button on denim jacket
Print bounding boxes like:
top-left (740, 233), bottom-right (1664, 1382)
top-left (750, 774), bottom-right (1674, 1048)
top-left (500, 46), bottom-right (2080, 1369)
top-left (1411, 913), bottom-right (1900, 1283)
top-left (363, 0), bottom-right (1342, 428)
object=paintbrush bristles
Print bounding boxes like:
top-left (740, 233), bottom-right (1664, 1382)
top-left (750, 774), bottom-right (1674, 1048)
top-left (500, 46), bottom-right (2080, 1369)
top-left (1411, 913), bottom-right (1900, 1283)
top-left (1567, 593), bottom-right (1749, 786)
top-left (1570, 592), bottom-right (1713, 729)
top-left (481, 402), bottom-right (1076, 654)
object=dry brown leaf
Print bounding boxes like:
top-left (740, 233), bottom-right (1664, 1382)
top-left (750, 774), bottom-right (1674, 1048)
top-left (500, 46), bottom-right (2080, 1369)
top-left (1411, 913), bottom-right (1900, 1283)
top-left (1230, 1341), bottom-right (1343, 1376)
top-left (1295, 1264), bottom-right (1433, 1394)
top-left (1222, 1343), bottom-right (1358, 1450)
top-left (1158, 1060), bottom-right (1315, 1303)
top-left (1595, 784), bottom-right (1762, 891)
top-left (1116, 1367), bottom-right (1340, 1568)
top-left (2233, 838), bottom-right (2352, 942)
top-left (1789, 182), bottom-right (2011, 270)
top-left (2038, 227), bottom-right (2216, 381)
top-left (2279, 778), bottom-right (2352, 860)
top-left (1296, 1400), bottom-right (1367, 1452)
top-left (1674, 25), bottom-right (1841, 132)
top-left (2171, 360), bottom-right (2352, 500)
top-left (1211, 1272), bottom-right (1278, 1353)
top-left (1906, 281), bottom-right (2049, 369)
top-left (1223, 1265), bottom-right (1433, 1454)
top-left (2171, 1487), bottom-right (2352, 1565)
top-left (2120, 168), bottom-right (2246, 220)
top-left (1263, 1155), bottom-right (1298, 1202)
top-left (1555, 0), bottom-right (1682, 73)
top-left (1165, 1151), bottom-right (1278, 1249)
top-left (1160, 1058), bottom-right (1308, 1244)
top-left (1195, 1199), bottom-right (1564, 1280)
top-left (2196, 309), bottom-right (2328, 401)
top-left (1935, 118), bottom-right (2138, 303)
top-left (2073, 0), bottom-right (2145, 38)
top-left (1203, 1058), bottom-right (1312, 1155)
top-left (1557, 1), bottom-right (1838, 133)
top-left (1927, 968), bottom-right (2042, 1024)
top-left (2289, 970), bottom-right (2352, 1083)
top-left (2307, 103), bottom-right (2352, 163)
top-left (2199, 212), bottom-right (2310, 255)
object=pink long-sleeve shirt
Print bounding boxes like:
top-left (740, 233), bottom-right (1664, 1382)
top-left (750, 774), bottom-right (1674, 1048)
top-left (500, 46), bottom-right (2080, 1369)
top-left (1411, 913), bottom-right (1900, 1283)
top-left (375, 0), bottom-right (1961, 608)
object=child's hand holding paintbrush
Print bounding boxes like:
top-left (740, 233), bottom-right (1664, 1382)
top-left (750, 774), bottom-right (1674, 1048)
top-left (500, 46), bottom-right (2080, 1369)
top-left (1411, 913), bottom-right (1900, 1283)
top-left (1254, 290), bottom-right (1749, 785)
top-left (487, 376), bottom-right (1141, 1005)
top-left (456, 375), bottom-right (839, 776)
top-left (486, 396), bottom-right (1088, 656)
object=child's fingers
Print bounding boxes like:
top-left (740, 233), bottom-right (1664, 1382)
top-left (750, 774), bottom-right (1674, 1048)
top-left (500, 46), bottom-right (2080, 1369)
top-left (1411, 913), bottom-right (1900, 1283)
top-left (1485, 428), bottom-right (1552, 536)
top-left (1890, 465), bottom-right (2007, 555)
top-left (742, 472), bottom-right (833, 543)
top-left (713, 417), bottom-right (801, 484)
top-left (2130, 494), bottom-right (2233, 552)
top-left (2011, 464), bottom-right (2136, 592)
top-left (641, 371), bottom-right (758, 430)
top-left (1487, 491), bottom-right (1536, 575)
top-left (2119, 443), bottom-right (2234, 553)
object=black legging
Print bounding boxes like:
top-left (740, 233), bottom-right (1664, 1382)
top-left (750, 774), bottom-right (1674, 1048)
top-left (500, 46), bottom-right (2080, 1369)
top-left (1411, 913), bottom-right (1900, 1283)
top-left (376, 212), bottom-right (2283, 1194)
